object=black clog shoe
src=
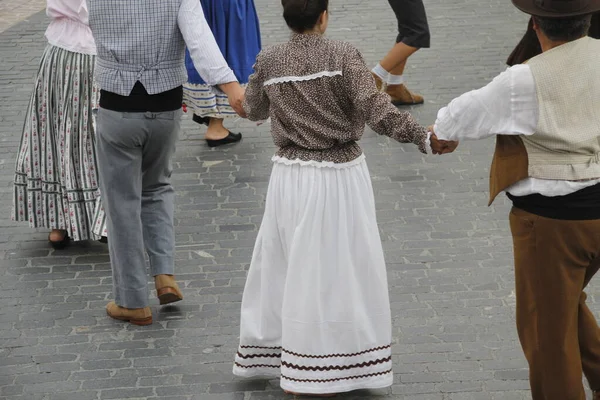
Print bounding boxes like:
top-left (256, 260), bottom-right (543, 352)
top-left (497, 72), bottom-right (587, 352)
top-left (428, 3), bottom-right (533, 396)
top-left (206, 131), bottom-right (242, 148)
top-left (48, 232), bottom-right (70, 250)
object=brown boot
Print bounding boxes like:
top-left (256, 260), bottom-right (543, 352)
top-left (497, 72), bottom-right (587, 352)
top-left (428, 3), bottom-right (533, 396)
top-left (371, 72), bottom-right (384, 91)
top-left (155, 274), bottom-right (183, 305)
top-left (386, 84), bottom-right (424, 106)
top-left (106, 302), bottom-right (152, 326)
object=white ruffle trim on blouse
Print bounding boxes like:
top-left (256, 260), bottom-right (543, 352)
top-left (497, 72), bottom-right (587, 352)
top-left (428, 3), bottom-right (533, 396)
top-left (263, 70), bottom-right (343, 87)
top-left (271, 154), bottom-right (365, 169)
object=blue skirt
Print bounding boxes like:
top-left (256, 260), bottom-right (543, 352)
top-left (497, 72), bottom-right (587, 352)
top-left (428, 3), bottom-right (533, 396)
top-left (185, 0), bottom-right (261, 85)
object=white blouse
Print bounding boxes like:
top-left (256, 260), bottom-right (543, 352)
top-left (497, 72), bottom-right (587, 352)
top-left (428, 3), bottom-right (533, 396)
top-left (45, 0), bottom-right (96, 55)
top-left (434, 64), bottom-right (600, 197)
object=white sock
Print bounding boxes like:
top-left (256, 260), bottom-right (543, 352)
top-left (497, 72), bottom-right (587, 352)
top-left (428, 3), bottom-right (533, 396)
top-left (371, 64), bottom-right (389, 81)
top-left (387, 73), bottom-right (404, 85)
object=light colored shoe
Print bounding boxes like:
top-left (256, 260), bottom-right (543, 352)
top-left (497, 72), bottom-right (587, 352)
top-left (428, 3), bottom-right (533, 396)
top-left (106, 301), bottom-right (152, 326)
top-left (371, 72), bottom-right (384, 91)
top-left (386, 84), bottom-right (424, 106)
top-left (155, 274), bottom-right (183, 305)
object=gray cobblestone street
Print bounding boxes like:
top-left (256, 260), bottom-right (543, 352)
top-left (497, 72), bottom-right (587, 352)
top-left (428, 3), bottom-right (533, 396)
top-left (0, 0), bottom-right (597, 399)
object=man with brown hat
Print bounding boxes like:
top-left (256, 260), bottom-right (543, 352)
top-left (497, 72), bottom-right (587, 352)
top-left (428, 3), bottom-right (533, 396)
top-left (430, 0), bottom-right (600, 398)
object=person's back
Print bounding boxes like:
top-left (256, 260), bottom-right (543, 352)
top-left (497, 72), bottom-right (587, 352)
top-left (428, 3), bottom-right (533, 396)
top-left (87, 0), bottom-right (245, 326)
top-left (89, 0), bottom-right (186, 97)
top-left (432, 3), bottom-right (600, 398)
top-left (252, 36), bottom-right (368, 161)
top-left (233, 0), bottom-right (436, 396)
top-left (244, 32), bottom-right (429, 163)
top-left (522, 36), bottom-right (600, 180)
top-left (183, 0), bottom-right (262, 147)
top-left (12, 0), bottom-right (104, 248)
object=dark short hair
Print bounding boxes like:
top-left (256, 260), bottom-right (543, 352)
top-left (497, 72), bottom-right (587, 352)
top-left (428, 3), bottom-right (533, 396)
top-left (534, 14), bottom-right (592, 41)
top-left (282, 0), bottom-right (329, 33)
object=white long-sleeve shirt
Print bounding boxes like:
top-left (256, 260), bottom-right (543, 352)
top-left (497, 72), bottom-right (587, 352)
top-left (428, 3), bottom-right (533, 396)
top-left (178, 0), bottom-right (236, 85)
top-left (434, 64), bottom-right (600, 197)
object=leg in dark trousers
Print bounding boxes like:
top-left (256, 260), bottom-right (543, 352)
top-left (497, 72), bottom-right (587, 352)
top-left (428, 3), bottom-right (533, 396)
top-left (579, 260), bottom-right (600, 392)
top-left (510, 207), bottom-right (600, 400)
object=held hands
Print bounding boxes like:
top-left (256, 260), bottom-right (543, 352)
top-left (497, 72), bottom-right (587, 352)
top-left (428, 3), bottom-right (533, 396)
top-left (428, 125), bottom-right (459, 155)
top-left (219, 82), bottom-right (247, 118)
top-left (431, 134), bottom-right (459, 154)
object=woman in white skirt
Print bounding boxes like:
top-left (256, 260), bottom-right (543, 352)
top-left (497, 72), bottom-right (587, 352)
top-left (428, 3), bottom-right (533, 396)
top-left (12, 0), bottom-right (106, 248)
top-left (233, 0), bottom-right (432, 395)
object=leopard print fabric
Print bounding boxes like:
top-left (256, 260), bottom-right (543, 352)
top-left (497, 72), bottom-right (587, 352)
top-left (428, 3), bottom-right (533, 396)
top-left (243, 33), bottom-right (428, 163)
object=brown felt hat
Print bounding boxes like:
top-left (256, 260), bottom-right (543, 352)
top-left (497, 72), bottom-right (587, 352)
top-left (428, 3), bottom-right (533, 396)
top-left (512, 0), bottom-right (600, 17)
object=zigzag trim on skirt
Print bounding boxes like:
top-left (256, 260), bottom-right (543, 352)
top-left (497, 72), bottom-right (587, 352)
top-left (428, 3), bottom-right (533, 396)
top-left (237, 352), bottom-right (281, 359)
top-left (235, 362), bottom-right (279, 369)
top-left (239, 345), bottom-right (282, 349)
top-left (281, 344), bottom-right (391, 359)
top-left (281, 369), bottom-right (393, 383)
top-left (281, 356), bottom-right (391, 371)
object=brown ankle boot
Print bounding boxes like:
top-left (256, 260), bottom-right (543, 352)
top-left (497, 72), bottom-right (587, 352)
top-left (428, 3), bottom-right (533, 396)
top-left (155, 274), bottom-right (183, 305)
top-left (386, 84), bottom-right (424, 106)
top-left (371, 72), bottom-right (384, 91)
top-left (106, 302), bottom-right (152, 326)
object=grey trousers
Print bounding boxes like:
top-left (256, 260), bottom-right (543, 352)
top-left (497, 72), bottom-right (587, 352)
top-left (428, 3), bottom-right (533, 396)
top-left (96, 108), bottom-right (181, 309)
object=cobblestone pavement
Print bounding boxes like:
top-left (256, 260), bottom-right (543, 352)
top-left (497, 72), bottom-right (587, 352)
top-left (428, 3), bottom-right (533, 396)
top-left (0, 0), bottom-right (44, 34)
top-left (0, 0), bottom-right (597, 399)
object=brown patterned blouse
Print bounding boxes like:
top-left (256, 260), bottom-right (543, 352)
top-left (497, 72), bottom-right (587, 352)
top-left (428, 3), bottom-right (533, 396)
top-left (242, 33), bottom-right (429, 163)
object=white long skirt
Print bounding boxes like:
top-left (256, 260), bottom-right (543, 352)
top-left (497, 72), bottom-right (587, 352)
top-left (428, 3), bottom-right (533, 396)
top-left (233, 155), bottom-right (393, 394)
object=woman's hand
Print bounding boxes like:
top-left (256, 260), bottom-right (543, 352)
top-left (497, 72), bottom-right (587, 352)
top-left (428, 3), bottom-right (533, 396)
top-left (428, 126), bottom-right (459, 155)
top-left (219, 82), bottom-right (247, 118)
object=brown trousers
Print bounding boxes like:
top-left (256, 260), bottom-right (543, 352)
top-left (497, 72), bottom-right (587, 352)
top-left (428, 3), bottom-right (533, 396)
top-left (510, 207), bottom-right (600, 399)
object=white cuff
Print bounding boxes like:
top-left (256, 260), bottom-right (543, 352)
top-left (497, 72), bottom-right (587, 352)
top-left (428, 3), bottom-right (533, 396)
top-left (425, 131), bottom-right (432, 155)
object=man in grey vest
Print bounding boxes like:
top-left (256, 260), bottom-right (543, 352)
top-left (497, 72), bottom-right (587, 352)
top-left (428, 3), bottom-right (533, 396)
top-left (430, 0), bottom-right (600, 398)
top-left (87, 0), bottom-right (245, 326)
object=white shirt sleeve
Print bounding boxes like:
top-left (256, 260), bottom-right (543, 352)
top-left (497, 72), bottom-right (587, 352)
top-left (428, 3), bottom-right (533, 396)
top-left (433, 64), bottom-right (538, 142)
top-left (177, 0), bottom-right (237, 86)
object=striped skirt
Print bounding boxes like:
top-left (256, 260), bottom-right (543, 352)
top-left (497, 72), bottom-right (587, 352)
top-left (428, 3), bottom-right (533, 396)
top-left (12, 44), bottom-right (106, 241)
top-left (233, 155), bottom-right (393, 394)
top-left (182, 83), bottom-right (246, 120)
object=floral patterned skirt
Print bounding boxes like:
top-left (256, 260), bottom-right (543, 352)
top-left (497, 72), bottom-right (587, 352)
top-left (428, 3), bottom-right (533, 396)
top-left (183, 83), bottom-right (247, 120)
top-left (12, 44), bottom-right (106, 241)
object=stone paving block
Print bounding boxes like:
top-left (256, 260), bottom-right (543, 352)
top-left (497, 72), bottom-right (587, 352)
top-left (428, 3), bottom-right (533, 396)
top-left (100, 388), bottom-right (155, 399)
top-left (22, 380), bottom-right (81, 394)
top-left (48, 391), bottom-right (100, 400)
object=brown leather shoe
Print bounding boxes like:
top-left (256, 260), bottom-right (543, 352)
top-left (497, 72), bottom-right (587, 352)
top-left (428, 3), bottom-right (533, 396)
top-left (371, 72), bottom-right (384, 91)
top-left (106, 301), bottom-right (152, 326)
top-left (155, 274), bottom-right (183, 305)
top-left (386, 84), bottom-right (424, 106)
